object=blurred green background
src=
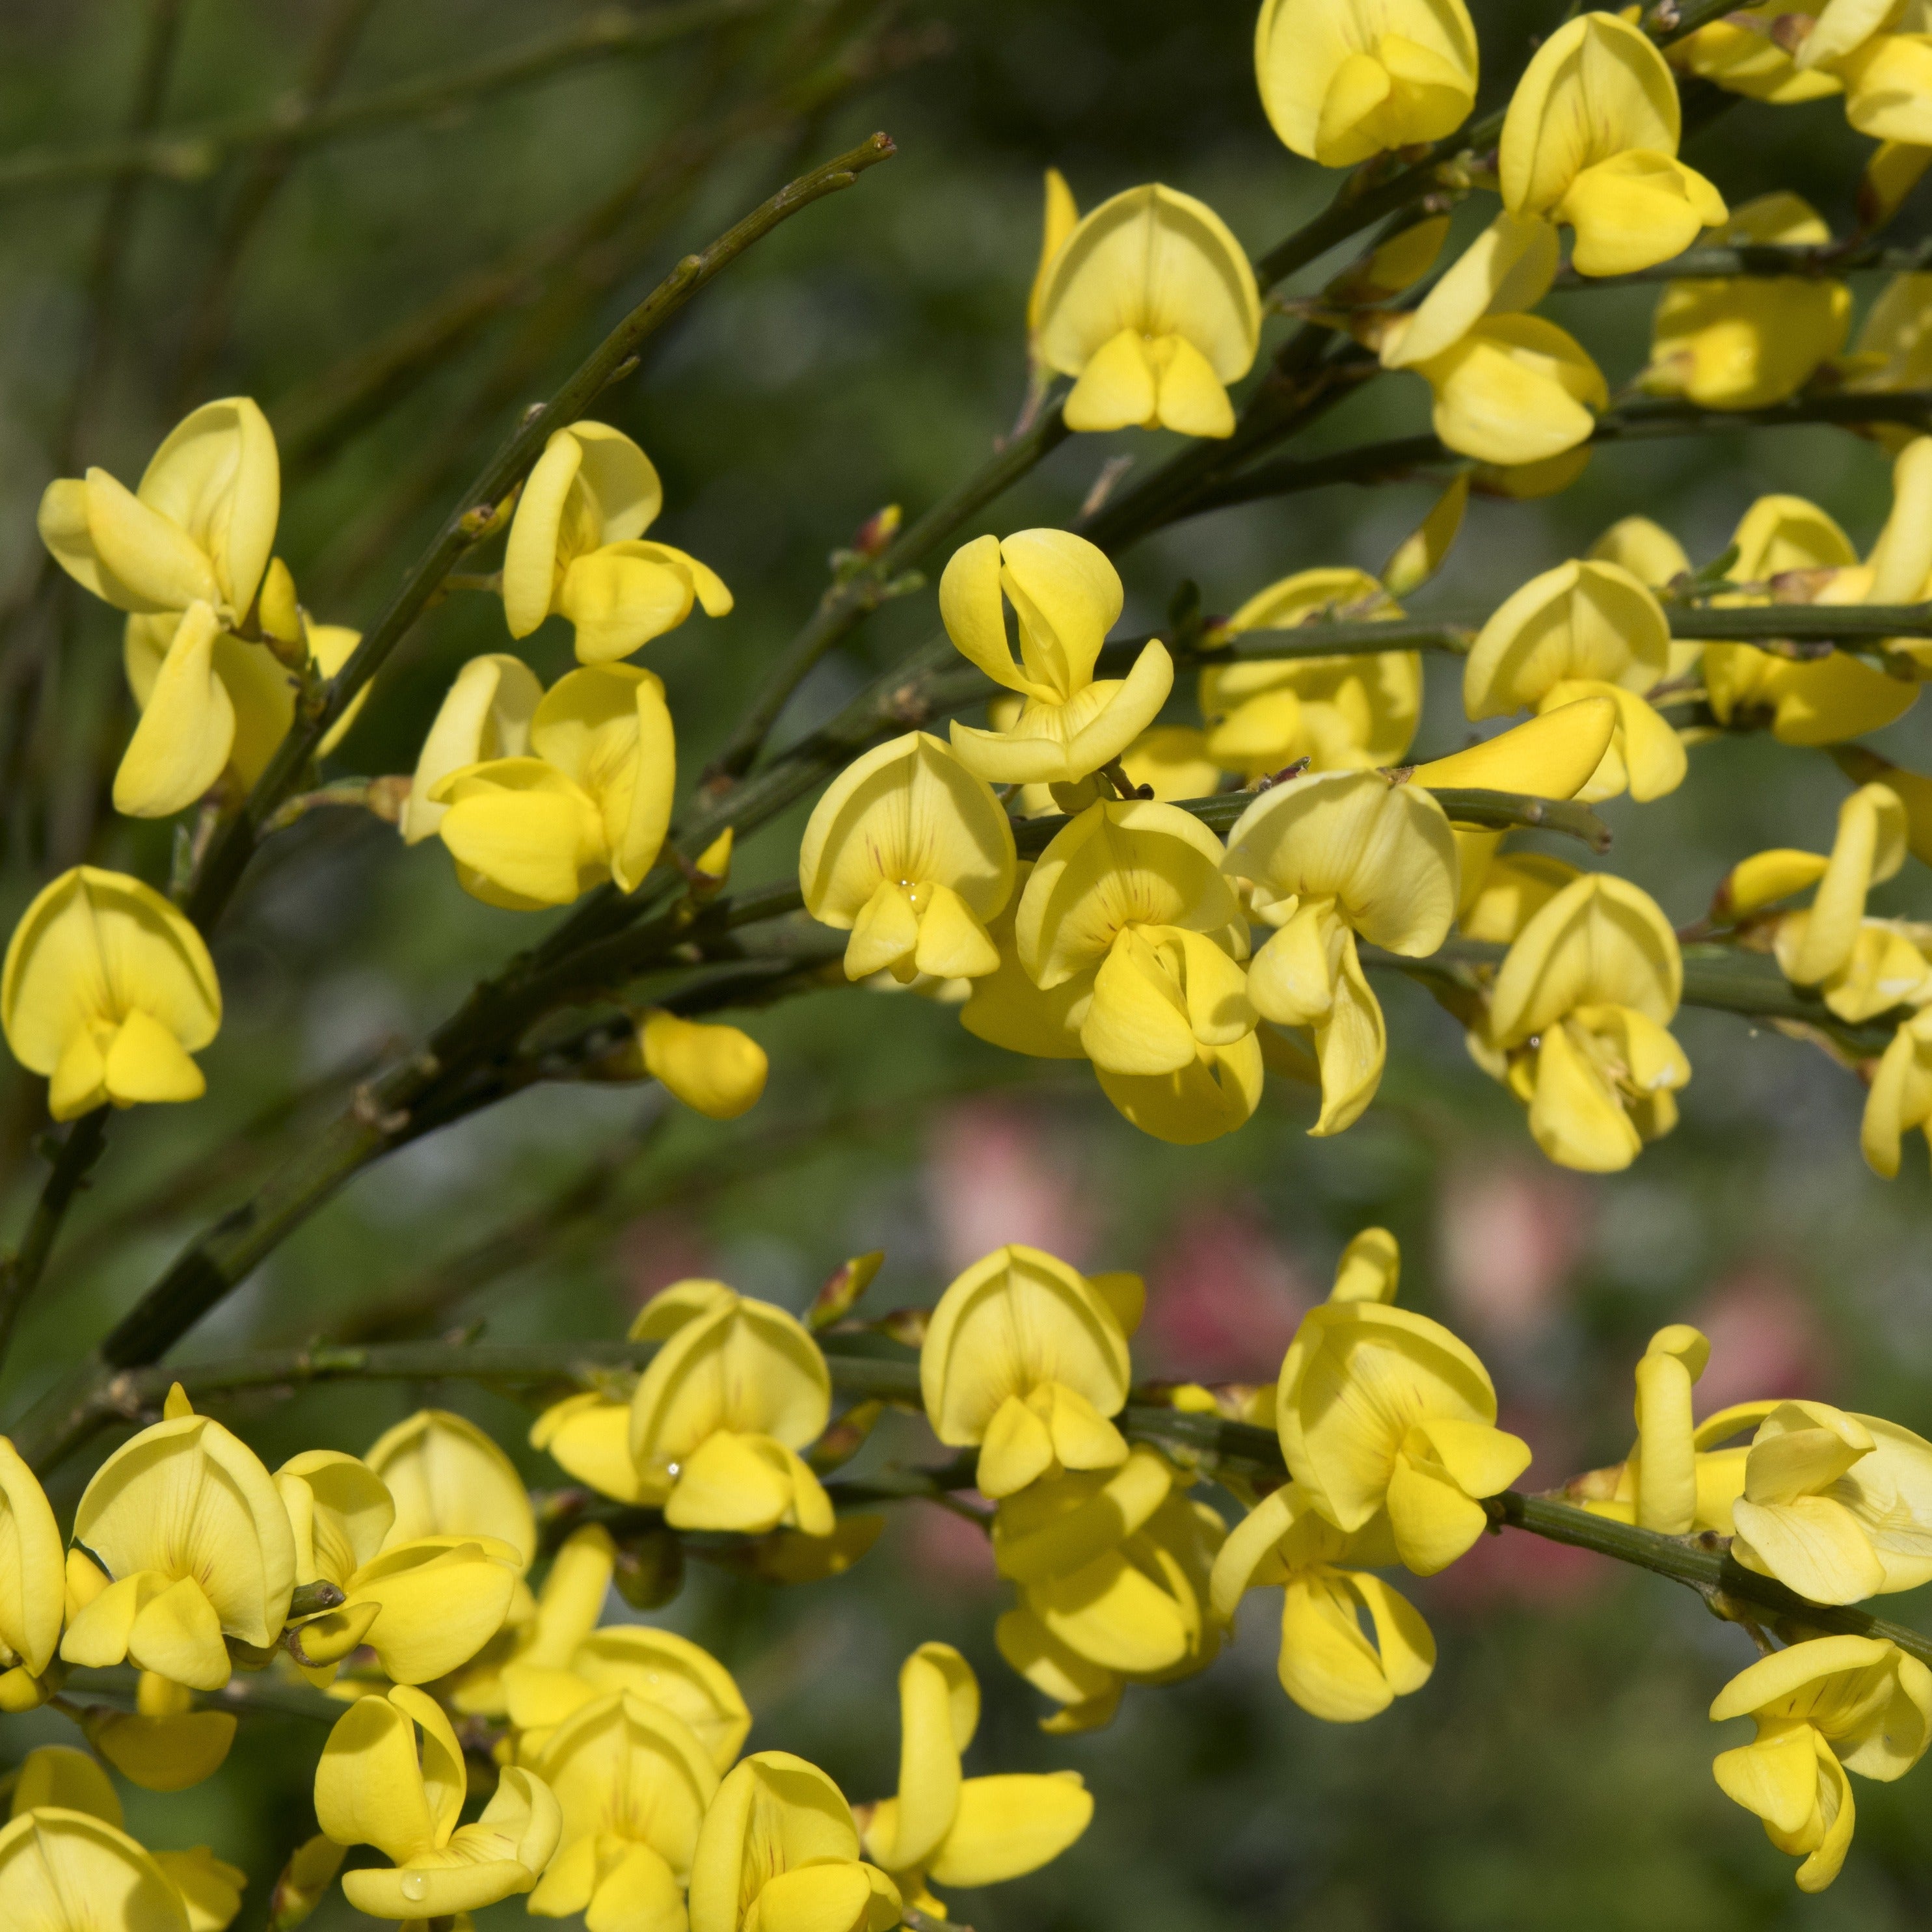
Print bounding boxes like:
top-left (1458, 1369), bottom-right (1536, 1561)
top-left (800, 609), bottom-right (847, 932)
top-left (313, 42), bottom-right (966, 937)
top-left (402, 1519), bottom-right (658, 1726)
top-left (2, 0), bottom-right (1931, 1927)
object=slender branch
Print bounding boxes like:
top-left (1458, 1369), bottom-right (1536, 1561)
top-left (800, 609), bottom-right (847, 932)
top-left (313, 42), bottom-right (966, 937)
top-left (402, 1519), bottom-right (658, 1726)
top-left (0, 0), bottom-right (772, 195)
top-left (1191, 392), bottom-right (1932, 520)
top-left (179, 131), bottom-right (897, 934)
top-left (1552, 233), bottom-right (1932, 290)
top-left (0, 1110), bottom-right (111, 1378)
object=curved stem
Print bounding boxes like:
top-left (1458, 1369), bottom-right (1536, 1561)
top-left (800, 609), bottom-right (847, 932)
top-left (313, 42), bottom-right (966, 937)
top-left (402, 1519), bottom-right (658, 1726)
top-left (0, 1108), bottom-right (111, 1378)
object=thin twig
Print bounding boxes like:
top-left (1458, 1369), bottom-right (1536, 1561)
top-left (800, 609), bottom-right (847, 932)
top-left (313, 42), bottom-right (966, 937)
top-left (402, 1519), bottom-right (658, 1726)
top-left (0, 0), bottom-right (774, 195)
top-left (0, 1110), bottom-right (111, 1378)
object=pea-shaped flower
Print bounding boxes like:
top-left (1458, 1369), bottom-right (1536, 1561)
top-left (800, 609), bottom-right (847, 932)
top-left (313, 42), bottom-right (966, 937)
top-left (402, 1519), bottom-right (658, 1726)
top-left (1646, 194), bottom-right (1851, 410)
top-left (1254, 0), bottom-right (1477, 167)
top-left (1017, 798), bottom-right (1263, 1143)
top-left (859, 1642), bottom-right (1092, 1911)
top-left (1201, 567), bottom-right (1422, 778)
top-left (315, 1684), bottom-right (561, 1919)
top-left (1462, 559), bottom-right (1685, 802)
top-left (503, 420), bottom-right (731, 664)
top-left (1209, 1481), bottom-right (1434, 1723)
top-left (1499, 13), bottom-right (1726, 276)
top-left (1276, 1303), bottom-right (1531, 1574)
top-left (1221, 770), bottom-right (1458, 1136)
top-left (799, 731), bottom-right (1017, 982)
top-left (1711, 1636), bottom-right (1932, 1893)
top-left (920, 1244), bottom-right (1136, 1498)
top-left (1670, 1), bottom-right (1844, 103)
top-left (38, 397), bottom-right (278, 624)
top-left (1793, 3), bottom-right (1932, 144)
top-left (636, 1008), bottom-right (770, 1119)
top-left (1862, 1003), bottom-right (1932, 1177)
top-left (62, 1390), bottom-right (295, 1690)
top-left (3, 866), bottom-right (221, 1121)
top-left (401, 652), bottom-right (543, 845)
top-left (689, 1751), bottom-right (902, 1932)
top-left (942, 531), bottom-right (1172, 787)
top-left (1762, 785), bottom-right (1911, 996)
top-left (1486, 872), bottom-right (1691, 1172)
top-left (1030, 185), bottom-right (1261, 438)
top-left (276, 1450), bottom-right (522, 1685)
top-left (528, 1690), bottom-right (719, 1929)
top-left (993, 1447), bottom-right (1226, 1732)
top-left (0, 1438), bottom-right (64, 1711)
top-left (0, 1805), bottom-right (204, 1932)
top-left (117, 566), bottom-right (366, 819)
top-left (626, 1279), bottom-right (835, 1535)
top-left (366, 1406), bottom-right (538, 1571)
top-left (1728, 1400), bottom-right (1932, 1605)
top-left (429, 662), bottom-right (675, 907)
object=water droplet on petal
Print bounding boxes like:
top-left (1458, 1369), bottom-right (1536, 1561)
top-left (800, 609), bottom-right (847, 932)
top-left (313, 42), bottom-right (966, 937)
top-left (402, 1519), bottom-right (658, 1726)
top-left (400, 1872), bottom-right (430, 1901)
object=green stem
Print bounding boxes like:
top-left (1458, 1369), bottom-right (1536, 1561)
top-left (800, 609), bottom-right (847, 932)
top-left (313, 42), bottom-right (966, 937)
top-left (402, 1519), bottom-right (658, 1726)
top-left (1552, 234), bottom-right (1932, 290)
top-left (1192, 392), bottom-right (1932, 521)
top-left (0, 0), bottom-right (774, 195)
top-left (0, 1109), bottom-right (111, 1378)
top-left (179, 131), bottom-right (897, 935)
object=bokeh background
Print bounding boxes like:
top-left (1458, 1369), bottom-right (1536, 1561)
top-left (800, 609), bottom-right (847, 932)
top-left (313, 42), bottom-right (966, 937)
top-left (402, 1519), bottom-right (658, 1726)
top-left (1, 0), bottom-right (1931, 1926)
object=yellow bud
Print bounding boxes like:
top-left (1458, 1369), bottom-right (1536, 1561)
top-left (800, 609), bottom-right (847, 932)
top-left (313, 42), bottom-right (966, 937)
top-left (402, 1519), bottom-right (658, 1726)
top-left (639, 1010), bottom-right (768, 1119)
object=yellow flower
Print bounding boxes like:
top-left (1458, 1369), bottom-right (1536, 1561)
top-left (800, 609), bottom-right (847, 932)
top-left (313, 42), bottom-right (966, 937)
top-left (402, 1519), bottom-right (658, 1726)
top-left (1330, 1224), bottom-right (1402, 1304)
top-left (429, 662), bottom-right (675, 907)
top-left (942, 530), bottom-right (1172, 786)
top-left (1120, 725), bottom-right (1221, 801)
top-left (80, 1669), bottom-right (237, 1794)
top-left (1200, 567), bottom-right (1421, 778)
top-left (1222, 770), bottom-right (1458, 1135)
top-left (2, 866), bottom-right (221, 1121)
top-left (1863, 1002), bottom-right (1932, 1176)
top-left (1031, 185), bottom-right (1261, 438)
top-left (1728, 1399), bottom-right (1932, 1605)
top-left (1760, 785), bottom-right (1912, 998)
top-left (958, 861), bottom-right (1093, 1063)
top-left (365, 1407), bottom-right (538, 1571)
top-left (1851, 267), bottom-right (1932, 439)
top-left (485, 1527), bottom-right (751, 1764)
top-left (0, 1803), bottom-right (220, 1932)
top-left (1499, 12), bottom-right (1726, 276)
top-left (1645, 194), bottom-right (1851, 410)
top-left (401, 652), bottom-right (544, 846)
top-left (0, 1436), bottom-right (64, 1709)
top-left (1485, 871), bottom-right (1689, 1172)
top-left (993, 1446), bottom-right (1226, 1732)
top-left (1017, 798), bottom-right (1263, 1143)
top-left (1276, 1302), bottom-right (1530, 1573)
top-left (1380, 209), bottom-right (1559, 369)
top-left (502, 420), bottom-right (731, 664)
top-left (1409, 696), bottom-right (1620, 802)
top-left (1462, 559), bottom-right (1685, 803)
top-left (799, 731), bottom-right (1016, 982)
top-left (527, 1689), bottom-right (720, 1929)
top-left (11, 1747), bottom-right (249, 1922)
top-left (38, 397), bottom-right (278, 623)
top-left (1670, 1), bottom-right (1845, 102)
top-left (688, 1751), bottom-right (902, 1932)
top-left (118, 569), bottom-right (366, 819)
top-left (544, 1280), bottom-right (835, 1536)
top-left (920, 1244), bottom-right (1137, 1498)
top-left (1711, 1635), bottom-right (1932, 1892)
top-left (315, 1684), bottom-right (561, 1918)
top-left (1701, 484), bottom-right (1923, 744)
top-left (859, 1642), bottom-right (1092, 1911)
top-left (61, 1388), bottom-right (295, 1691)
top-left (1210, 1481), bottom-right (1435, 1722)
top-left (1254, 0), bottom-right (1477, 166)
top-left (275, 1449), bottom-right (522, 1685)
top-left (1399, 313), bottom-right (1608, 468)
top-left (1027, 168), bottom-right (1080, 352)
top-left (1793, 3), bottom-right (1932, 143)
top-left (636, 1008), bottom-right (770, 1119)
top-left (1587, 514), bottom-right (1704, 675)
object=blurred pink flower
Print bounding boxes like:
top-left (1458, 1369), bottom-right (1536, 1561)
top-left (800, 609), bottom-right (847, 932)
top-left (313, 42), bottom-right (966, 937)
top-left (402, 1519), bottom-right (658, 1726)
top-left (1692, 1266), bottom-right (1832, 1412)
top-left (925, 1099), bottom-right (1093, 1275)
top-left (1437, 1159), bottom-right (1592, 1343)
top-left (1141, 1196), bottom-right (1311, 1382)
top-left (897, 1499), bottom-right (997, 1591)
